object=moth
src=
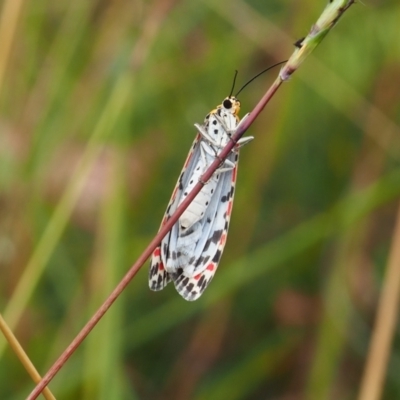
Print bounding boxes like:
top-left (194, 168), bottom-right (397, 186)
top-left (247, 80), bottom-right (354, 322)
top-left (149, 94), bottom-right (253, 301)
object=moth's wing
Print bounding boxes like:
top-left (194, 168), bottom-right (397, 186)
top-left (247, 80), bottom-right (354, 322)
top-left (149, 246), bottom-right (171, 291)
top-left (171, 151), bottom-right (239, 301)
top-left (149, 134), bottom-right (202, 291)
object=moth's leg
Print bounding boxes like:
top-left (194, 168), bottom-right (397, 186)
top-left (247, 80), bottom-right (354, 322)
top-left (199, 141), bottom-right (235, 176)
top-left (215, 114), bottom-right (254, 149)
top-left (236, 136), bottom-right (254, 148)
top-left (194, 123), bottom-right (220, 147)
top-left (199, 141), bottom-right (208, 165)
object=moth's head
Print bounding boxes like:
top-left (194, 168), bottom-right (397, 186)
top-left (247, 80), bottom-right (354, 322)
top-left (221, 96), bottom-right (241, 116)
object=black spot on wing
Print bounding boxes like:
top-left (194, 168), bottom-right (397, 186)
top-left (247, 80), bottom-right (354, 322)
top-left (149, 263), bottom-right (158, 279)
top-left (166, 204), bottom-right (172, 214)
top-left (186, 290), bottom-right (199, 301)
top-left (178, 172), bottom-right (185, 190)
top-left (197, 274), bottom-right (205, 288)
top-left (182, 276), bottom-right (189, 286)
top-left (199, 275), bottom-right (209, 293)
top-left (196, 255), bottom-right (210, 268)
top-left (203, 229), bottom-right (223, 252)
top-left (212, 249), bottom-right (222, 263)
top-left (156, 274), bottom-right (163, 286)
top-left (186, 282), bottom-right (194, 293)
top-left (189, 256), bottom-right (196, 265)
top-left (171, 267), bottom-right (184, 283)
top-left (163, 243), bottom-right (168, 256)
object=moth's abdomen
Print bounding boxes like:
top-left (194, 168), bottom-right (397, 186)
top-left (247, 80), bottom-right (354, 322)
top-left (180, 174), bottom-right (219, 229)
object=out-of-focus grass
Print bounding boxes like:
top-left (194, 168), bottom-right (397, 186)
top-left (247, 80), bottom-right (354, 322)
top-left (0, 0), bottom-right (399, 399)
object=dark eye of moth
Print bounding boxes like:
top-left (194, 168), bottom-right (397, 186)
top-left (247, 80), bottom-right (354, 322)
top-left (223, 99), bottom-right (232, 109)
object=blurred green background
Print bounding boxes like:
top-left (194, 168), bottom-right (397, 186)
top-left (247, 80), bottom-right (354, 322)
top-left (1, 0), bottom-right (400, 399)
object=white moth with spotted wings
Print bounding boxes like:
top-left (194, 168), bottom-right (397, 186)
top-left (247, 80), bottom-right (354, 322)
top-left (149, 95), bottom-right (253, 301)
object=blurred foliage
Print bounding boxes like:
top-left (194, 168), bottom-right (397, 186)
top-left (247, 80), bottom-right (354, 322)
top-left (0, 0), bottom-right (400, 399)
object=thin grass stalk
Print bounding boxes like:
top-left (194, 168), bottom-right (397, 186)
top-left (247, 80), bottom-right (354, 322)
top-left (0, 314), bottom-right (56, 400)
top-left (0, 0), bottom-right (24, 96)
top-left (27, 1), bottom-right (355, 398)
top-left (358, 204), bottom-right (400, 400)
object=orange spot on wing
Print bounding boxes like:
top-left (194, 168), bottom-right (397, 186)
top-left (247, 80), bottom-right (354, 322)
top-left (220, 234), bottom-right (227, 245)
top-left (206, 264), bottom-right (215, 271)
top-left (231, 167), bottom-right (237, 181)
top-left (227, 201), bottom-right (233, 216)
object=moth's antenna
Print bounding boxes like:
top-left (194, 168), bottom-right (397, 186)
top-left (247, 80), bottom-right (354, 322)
top-left (235, 60), bottom-right (287, 97)
top-left (229, 70), bottom-right (239, 98)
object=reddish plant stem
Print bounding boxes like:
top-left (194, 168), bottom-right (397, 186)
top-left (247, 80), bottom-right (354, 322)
top-left (27, 75), bottom-right (284, 399)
